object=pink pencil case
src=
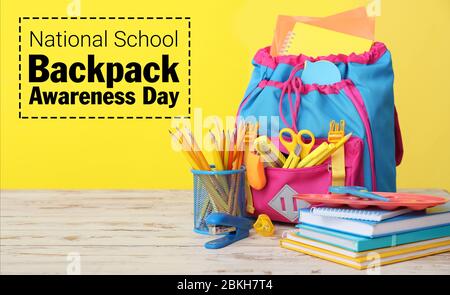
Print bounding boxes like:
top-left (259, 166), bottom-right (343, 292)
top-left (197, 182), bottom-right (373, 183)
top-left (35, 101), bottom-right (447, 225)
top-left (250, 136), bottom-right (364, 223)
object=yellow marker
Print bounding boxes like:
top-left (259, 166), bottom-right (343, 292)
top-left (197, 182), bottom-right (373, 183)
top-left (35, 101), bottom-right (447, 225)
top-left (316, 132), bottom-right (352, 165)
top-left (306, 143), bottom-right (335, 167)
top-left (333, 132), bottom-right (352, 150)
top-left (254, 136), bottom-right (286, 167)
top-left (297, 142), bottom-right (329, 168)
top-left (282, 144), bottom-right (302, 168)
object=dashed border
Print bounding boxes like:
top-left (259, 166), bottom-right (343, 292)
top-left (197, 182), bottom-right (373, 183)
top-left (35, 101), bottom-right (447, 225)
top-left (18, 16), bottom-right (191, 120)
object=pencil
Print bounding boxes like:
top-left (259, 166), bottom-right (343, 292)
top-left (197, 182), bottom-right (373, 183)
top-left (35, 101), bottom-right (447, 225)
top-left (169, 129), bottom-right (201, 170)
top-left (182, 127), bottom-right (211, 171)
top-left (223, 130), bottom-right (229, 170)
top-left (208, 130), bottom-right (230, 193)
top-left (208, 131), bottom-right (224, 171)
top-left (213, 117), bottom-right (224, 159)
top-left (227, 130), bottom-right (235, 170)
top-left (177, 128), bottom-right (229, 211)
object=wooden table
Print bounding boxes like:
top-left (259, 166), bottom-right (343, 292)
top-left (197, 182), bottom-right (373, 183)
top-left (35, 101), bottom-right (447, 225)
top-left (1, 189), bottom-right (449, 275)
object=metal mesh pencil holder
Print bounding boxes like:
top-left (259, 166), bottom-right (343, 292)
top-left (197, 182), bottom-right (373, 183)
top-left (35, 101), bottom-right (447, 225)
top-left (192, 166), bottom-right (246, 234)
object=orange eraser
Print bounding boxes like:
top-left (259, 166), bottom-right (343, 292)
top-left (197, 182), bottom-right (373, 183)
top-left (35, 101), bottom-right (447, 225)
top-left (245, 152), bottom-right (266, 190)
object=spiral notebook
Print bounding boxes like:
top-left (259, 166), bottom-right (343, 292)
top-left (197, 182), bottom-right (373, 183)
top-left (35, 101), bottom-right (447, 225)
top-left (270, 7), bottom-right (376, 56)
top-left (300, 205), bottom-right (450, 238)
top-left (311, 207), bottom-right (412, 222)
top-left (279, 23), bottom-right (373, 56)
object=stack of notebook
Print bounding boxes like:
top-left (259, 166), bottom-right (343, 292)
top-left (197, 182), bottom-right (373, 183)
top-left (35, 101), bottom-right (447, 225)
top-left (280, 203), bottom-right (450, 270)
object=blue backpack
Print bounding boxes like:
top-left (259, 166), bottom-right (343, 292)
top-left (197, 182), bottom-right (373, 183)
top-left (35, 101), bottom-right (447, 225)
top-left (237, 42), bottom-right (403, 191)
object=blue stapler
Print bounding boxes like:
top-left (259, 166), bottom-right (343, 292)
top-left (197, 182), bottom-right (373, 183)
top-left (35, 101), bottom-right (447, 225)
top-left (204, 213), bottom-right (254, 249)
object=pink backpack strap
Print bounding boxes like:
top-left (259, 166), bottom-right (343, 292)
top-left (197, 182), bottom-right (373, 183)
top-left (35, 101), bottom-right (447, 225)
top-left (394, 107), bottom-right (404, 166)
top-left (279, 65), bottom-right (304, 132)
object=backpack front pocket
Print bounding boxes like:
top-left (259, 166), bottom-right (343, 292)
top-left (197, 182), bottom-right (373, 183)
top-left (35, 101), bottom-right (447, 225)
top-left (250, 136), bottom-right (364, 223)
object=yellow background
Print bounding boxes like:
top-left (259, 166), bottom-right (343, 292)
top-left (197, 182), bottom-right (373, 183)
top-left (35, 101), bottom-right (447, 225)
top-left (1, 0), bottom-right (449, 190)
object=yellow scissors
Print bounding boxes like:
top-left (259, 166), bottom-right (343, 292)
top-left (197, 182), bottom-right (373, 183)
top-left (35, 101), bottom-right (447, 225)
top-left (279, 128), bottom-right (315, 160)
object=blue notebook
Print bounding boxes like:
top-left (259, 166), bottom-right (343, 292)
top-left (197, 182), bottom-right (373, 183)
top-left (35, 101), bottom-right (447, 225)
top-left (298, 202), bottom-right (450, 238)
top-left (296, 223), bottom-right (450, 252)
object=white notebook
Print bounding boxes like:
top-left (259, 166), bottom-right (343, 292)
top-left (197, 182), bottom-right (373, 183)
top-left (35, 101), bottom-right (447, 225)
top-left (311, 207), bottom-right (412, 222)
